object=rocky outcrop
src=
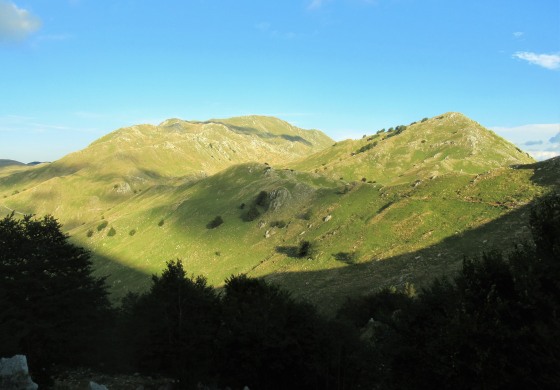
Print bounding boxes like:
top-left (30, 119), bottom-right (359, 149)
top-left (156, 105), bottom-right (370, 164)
top-left (0, 355), bottom-right (38, 390)
top-left (89, 381), bottom-right (109, 390)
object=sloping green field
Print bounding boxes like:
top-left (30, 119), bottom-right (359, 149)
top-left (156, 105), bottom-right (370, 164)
top-left (1, 113), bottom-right (557, 312)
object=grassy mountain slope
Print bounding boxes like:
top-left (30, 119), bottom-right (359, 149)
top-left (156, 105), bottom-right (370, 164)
top-left (0, 116), bottom-right (332, 229)
top-left (1, 113), bottom-right (556, 313)
top-left (290, 112), bottom-right (534, 185)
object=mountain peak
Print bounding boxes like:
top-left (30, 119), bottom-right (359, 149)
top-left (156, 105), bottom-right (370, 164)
top-left (290, 112), bottom-right (534, 185)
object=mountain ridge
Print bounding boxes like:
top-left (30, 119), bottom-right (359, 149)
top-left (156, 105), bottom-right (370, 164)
top-left (0, 112), bottom-right (556, 312)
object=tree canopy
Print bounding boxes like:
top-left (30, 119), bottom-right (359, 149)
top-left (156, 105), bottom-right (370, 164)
top-left (0, 213), bottom-right (110, 377)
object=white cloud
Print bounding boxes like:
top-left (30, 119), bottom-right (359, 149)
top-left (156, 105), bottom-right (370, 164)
top-left (513, 31), bottom-right (524, 38)
top-left (513, 51), bottom-right (560, 70)
top-left (0, 1), bottom-right (41, 43)
top-left (491, 123), bottom-right (560, 161)
top-left (529, 151), bottom-right (560, 160)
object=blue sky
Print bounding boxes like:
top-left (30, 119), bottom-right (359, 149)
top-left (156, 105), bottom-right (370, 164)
top-left (1, 0), bottom-right (559, 162)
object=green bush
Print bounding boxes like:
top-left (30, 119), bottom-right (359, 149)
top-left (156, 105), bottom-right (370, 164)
top-left (333, 252), bottom-right (356, 264)
top-left (207, 216), bottom-right (224, 229)
top-left (270, 220), bottom-right (287, 229)
top-left (297, 241), bottom-right (314, 258)
top-left (158, 219), bottom-right (165, 227)
top-left (254, 191), bottom-right (270, 208)
top-left (129, 229), bottom-right (136, 236)
top-left (97, 221), bottom-right (108, 231)
top-left (356, 141), bottom-right (377, 154)
top-left (242, 206), bottom-right (261, 222)
top-left (107, 227), bottom-right (116, 237)
top-left (86, 229), bottom-right (94, 238)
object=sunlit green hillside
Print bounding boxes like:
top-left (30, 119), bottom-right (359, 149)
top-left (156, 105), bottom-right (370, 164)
top-left (1, 113), bottom-right (557, 313)
top-left (291, 112), bottom-right (534, 185)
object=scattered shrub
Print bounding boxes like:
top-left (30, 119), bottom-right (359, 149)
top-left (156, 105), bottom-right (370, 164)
top-left (239, 203), bottom-right (246, 210)
top-left (129, 229), bottom-right (136, 236)
top-left (421, 117), bottom-right (428, 122)
top-left (300, 209), bottom-right (313, 220)
top-left (297, 241), bottom-right (314, 258)
top-left (97, 221), bottom-right (108, 231)
top-left (242, 206), bottom-right (261, 222)
top-left (158, 219), bottom-right (165, 227)
top-left (333, 252), bottom-right (356, 264)
top-left (207, 216), bottom-right (224, 229)
top-left (356, 141), bottom-right (377, 154)
top-left (254, 191), bottom-right (269, 208)
top-left (270, 220), bottom-right (287, 229)
top-left (107, 227), bottom-right (116, 237)
top-left (86, 229), bottom-right (94, 238)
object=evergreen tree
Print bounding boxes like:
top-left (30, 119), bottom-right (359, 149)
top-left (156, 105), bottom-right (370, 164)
top-left (218, 275), bottom-right (340, 389)
top-left (122, 260), bottom-right (221, 388)
top-left (0, 213), bottom-right (110, 382)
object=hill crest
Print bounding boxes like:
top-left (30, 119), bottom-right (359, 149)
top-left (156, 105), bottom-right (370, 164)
top-left (1, 111), bottom-right (554, 313)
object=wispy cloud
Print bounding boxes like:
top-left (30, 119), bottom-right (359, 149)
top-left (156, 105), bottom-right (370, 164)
top-left (255, 22), bottom-right (271, 32)
top-left (513, 51), bottom-right (560, 70)
top-left (255, 22), bottom-right (297, 39)
top-left (308, 0), bottom-right (330, 10)
top-left (0, 1), bottom-right (41, 43)
top-left (0, 115), bottom-right (98, 133)
top-left (35, 34), bottom-right (71, 43)
top-left (524, 140), bottom-right (543, 146)
top-left (513, 31), bottom-right (524, 38)
top-left (550, 132), bottom-right (560, 144)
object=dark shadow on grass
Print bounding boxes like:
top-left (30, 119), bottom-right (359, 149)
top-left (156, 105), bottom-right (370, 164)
top-left (511, 156), bottom-right (560, 187)
top-left (89, 252), bottom-right (152, 304)
top-left (275, 246), bottom-right (299, 258)
top-left (205, 121), bottom-right (314, 147)
top-left (265, 199), bottom-right (541, 316)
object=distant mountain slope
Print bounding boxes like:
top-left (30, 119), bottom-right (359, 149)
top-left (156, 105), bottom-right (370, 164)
top-left (0, 159), bottom-right (25, 167)
top-left (290, 112), bottom-right (534, 185)
top-left (86, 115), bottom-right (333, 178)
top-left (0, 112), bottom-right (556, 313)
top-left (0, 115), bottom-right (333, 228)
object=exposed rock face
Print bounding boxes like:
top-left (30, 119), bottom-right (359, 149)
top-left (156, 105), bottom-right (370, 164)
top-left (89, 381), bottom-right (109, 390)
top-left (0, 355), bottom-right (38, 390)
top-left (268, 187), bottom-right (291, 211)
